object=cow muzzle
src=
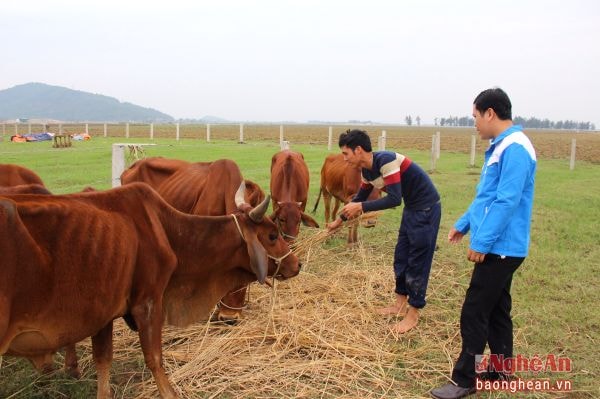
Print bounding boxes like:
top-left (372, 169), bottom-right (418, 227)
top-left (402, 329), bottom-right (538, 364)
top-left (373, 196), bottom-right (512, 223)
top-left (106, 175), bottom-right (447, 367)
top-left (216, 309), bottom-right (241, 325)
top-left (269, 250), bottom-right (301, 280)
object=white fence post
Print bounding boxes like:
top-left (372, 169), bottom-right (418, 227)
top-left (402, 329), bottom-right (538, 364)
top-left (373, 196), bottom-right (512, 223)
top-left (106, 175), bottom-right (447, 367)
top-left (112, 144), bottom-right (126, 187)
top-left (126, 123), bottom-right (130, 138)
top-left (435, 131), bottom-right (441, 159)
top-left (430, 134), bottom-right (437, 172)
top-left (280, 140), bottom-right (290, 151)
top-left (14, 123), bottom-right (18, 136)
top-left (570, 138), bottom-right (576, 170)
top-left (150, 123), bottom-right (154, 140)
top-left (104, 123), bottom-right (108, 138)
top-left (206, 124), bottom-right (211, 142)
top-left (280, 125), bottom-right (284, 145)
top-left (85, 123), bottom-right (89, 135)
top-left (378, 130), bottom-right (387, 150)
top-left (328, 126), bottom-right (333, 151)
top-left (470, 134), bottom-right (477, 167)
top-left (176, 123), bottom-right (180, 141)
top-left (239, 123), bottom-right (244, 143)
top-left (112, 143), bottom-right (156, 187)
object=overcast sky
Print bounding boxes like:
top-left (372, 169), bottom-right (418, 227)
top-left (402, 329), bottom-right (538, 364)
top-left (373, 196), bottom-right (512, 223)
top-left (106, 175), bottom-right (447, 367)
top-left (1, 0), bottom-right (599, 125)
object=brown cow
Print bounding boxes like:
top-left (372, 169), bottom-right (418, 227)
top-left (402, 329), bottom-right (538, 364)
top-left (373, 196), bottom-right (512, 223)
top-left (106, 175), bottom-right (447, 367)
top-left (0, 163), bottom-right (45, 186)
top-left (270, 150), bottom-right (319, 241)
top-left (0, 165), bottom-right (80, 378)
top-left (121, 157), bottom-right (265, 323)
top-left (0, 181), bottom-right (299, 399)
top-left (312, 153), bottom-right (381, 243)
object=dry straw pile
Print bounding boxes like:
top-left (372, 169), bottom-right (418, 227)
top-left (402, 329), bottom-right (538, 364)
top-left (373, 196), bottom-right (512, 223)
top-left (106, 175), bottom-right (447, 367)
top-left (51, 215), bottom-right (530, 398)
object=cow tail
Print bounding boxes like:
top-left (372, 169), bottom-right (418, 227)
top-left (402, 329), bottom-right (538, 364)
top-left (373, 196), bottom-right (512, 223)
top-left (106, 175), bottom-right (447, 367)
top-left (311, 188), bottom-right (322, 214)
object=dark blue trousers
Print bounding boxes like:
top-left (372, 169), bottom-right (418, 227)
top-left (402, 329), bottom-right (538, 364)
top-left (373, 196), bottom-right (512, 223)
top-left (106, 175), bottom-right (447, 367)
top-left (393, 202), bottom-right (441, 309)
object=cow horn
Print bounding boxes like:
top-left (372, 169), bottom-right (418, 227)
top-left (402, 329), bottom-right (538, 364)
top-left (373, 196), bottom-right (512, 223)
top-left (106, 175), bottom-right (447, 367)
top-left (235, 180), bottom-right (246, 209)
top-left (249, 194), bottom-right (270, 223)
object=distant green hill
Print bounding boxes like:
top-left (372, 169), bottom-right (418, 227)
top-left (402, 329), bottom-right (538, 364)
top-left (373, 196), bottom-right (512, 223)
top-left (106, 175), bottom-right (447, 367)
top-left (0, 82), bottom-right (174, 122)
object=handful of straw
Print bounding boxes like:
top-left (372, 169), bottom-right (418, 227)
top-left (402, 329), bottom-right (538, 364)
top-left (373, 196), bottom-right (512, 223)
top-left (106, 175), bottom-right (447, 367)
top-left (291, 211), bottom-right (382, 257)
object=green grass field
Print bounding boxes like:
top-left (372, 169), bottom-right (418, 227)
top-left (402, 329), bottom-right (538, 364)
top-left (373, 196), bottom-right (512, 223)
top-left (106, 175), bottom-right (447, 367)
top-left (0, 135), bottom-right (598, 398)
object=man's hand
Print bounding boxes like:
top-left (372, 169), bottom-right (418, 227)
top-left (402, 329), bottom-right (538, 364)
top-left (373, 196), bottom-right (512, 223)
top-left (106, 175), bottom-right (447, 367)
top-left (467, 249), bottom-right (486, 263)
top-left (448, 228), bottom-right (465, 244)
top-left (340, 202), bottom-right (363, 220)
top-left (326, 218), bottom-right (343, 232)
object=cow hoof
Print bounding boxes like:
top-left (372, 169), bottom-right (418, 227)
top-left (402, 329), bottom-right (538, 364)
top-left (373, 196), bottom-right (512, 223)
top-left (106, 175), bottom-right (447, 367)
top-left (41, 363), bottom-right (56, 374)
top-left (65, 367), bottom-right (81, 379)
top-left (213, 318), bottom-right (238, 326)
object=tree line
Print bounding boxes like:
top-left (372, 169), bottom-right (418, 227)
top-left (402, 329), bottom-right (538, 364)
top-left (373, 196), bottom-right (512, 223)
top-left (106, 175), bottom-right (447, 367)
top-left (404, 115), bottom-right (596, 130)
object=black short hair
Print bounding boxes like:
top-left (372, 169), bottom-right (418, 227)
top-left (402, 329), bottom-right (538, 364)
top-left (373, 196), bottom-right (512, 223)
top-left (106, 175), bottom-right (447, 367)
top-left (338, 129), bottom-right (372, 152)
top-left (474, 87), bottom-right (512, 120)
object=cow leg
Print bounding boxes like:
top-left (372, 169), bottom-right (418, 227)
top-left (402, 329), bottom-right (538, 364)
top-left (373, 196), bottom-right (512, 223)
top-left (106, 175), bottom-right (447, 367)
top-left (28, 352), bottom-right (55, 374)
top-left (322, 191), bottom-right (332, 223)
top-left (347, 224), bottom-right (358, 245)
top-left (331, 199), bottom-right (341, 224)
top-left (64, 343), bottom-right (81, 379)
top-left (133, 302), bottom-right (178, 399)
top-left (92, 322), bottom-right (113, 399)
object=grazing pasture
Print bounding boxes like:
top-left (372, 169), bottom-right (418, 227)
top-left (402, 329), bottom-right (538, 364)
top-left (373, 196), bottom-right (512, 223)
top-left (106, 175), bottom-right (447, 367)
top-left (0, 126), bottom-right (599, 398)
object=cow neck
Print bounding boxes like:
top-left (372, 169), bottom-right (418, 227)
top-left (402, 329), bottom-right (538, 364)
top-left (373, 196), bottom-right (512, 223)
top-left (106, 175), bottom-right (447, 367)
top-left (276, 160), bottom-right (294, 203)
top-left (161, 212), bottom-right (247, 269)
top-left (158, 211), bottom-right (255, 326)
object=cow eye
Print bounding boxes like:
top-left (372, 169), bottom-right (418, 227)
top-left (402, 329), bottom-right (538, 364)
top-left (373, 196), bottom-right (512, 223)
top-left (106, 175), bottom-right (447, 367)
top-left (269, 232), bottom-right (278, 241)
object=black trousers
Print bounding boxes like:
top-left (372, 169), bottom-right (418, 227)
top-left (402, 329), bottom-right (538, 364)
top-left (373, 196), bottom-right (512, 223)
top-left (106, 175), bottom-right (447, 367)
top-left (451, 254), bottom-right (524, 388)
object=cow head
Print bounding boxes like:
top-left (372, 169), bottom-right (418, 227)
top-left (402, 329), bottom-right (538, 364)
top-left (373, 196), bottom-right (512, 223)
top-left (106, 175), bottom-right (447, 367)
top-left (270, 201), bottom-right (319, 242)
top-left (234, 182), bottom-right (301, 283)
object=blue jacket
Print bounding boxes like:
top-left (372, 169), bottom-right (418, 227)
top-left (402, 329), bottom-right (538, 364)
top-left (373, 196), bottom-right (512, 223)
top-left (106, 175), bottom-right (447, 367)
top-left (455, 125), bottom-right (536, 257)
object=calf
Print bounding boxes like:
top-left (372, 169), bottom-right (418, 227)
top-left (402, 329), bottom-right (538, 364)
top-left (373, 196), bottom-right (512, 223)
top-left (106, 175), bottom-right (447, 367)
top-left (313, 153), bottom-right (381, 243)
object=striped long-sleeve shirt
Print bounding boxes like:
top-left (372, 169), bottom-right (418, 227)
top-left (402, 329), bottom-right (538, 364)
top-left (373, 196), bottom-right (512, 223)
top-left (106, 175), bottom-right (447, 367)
top-left (353, 151), bottom-right (440, 212)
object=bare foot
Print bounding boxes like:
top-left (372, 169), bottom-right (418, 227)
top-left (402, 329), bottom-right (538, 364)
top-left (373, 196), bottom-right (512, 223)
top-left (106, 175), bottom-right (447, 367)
top-left (376, 294), bottom-right (408, 316)
top-left (390, 307), bottom-right (420, 334)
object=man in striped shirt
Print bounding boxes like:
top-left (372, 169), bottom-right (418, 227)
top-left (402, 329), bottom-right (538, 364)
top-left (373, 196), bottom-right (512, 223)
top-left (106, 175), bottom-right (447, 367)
top-left (327, 129), bottom-right (441, 334)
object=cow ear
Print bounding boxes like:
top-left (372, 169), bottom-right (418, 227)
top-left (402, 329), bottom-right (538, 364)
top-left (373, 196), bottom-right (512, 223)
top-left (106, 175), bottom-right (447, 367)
top-left (246, 234), bottom-right (268, 284)
top-left (300, 212), bottom-right (320, 228)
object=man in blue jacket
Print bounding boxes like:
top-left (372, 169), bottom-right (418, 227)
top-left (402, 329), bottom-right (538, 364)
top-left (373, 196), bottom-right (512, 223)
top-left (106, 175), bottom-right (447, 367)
top-left (327, 129), bottom-right (441, 334)
top-left (431, 88), bottom-right (537, 399)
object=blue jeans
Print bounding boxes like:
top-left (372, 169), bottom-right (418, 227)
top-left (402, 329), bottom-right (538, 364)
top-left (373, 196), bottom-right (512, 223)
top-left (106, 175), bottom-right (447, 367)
top-left (393, 202), bottom-right (441, 309)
